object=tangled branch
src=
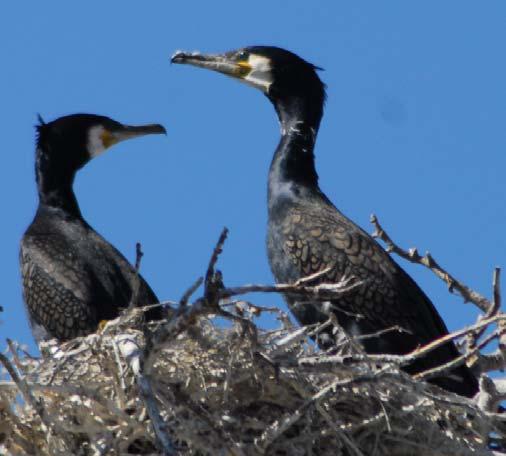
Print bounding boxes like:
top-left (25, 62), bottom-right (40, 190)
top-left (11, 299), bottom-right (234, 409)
top-left (370, 214), bottom-right (492, 312)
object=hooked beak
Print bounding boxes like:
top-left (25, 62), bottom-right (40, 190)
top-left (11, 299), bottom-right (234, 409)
top-left (171, 49), bottom-right (273, 93)
top-left (88, 121), bottom-right (166, 159)
top-left (104, 123), bottom-right (167, 148)
top-left (171, 51), bottom-right (252, 80)
top-left (112, 123), bottom-right (167, 141)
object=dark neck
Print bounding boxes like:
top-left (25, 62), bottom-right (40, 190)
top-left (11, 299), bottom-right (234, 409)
top-left (35, 147), bottom-right (82, 217)
top-left (268, 95), bottom-right (323, 207)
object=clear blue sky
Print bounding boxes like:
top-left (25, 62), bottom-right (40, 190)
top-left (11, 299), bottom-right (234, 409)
top-left (0, 2), bottom-right (504, 354)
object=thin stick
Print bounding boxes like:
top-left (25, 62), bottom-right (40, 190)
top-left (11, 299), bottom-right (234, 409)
top-left (129, 242), bottom-right (144, 310)
top-left (180, 277), bottom-right (203, 308)
top-left (467, 267), bottom-right (502, 351)
top-left (219, 278), bottom-right (363, 301)
top-left (370, 214), bottom-right (491, 312)
top-left (205, 228), bottom-right (228, 288)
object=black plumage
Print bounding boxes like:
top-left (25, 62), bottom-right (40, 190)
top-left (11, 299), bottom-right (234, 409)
top-left (172, 46), bottom-right (478, 397)
top-left (21, 114), bottom-right (166, 343)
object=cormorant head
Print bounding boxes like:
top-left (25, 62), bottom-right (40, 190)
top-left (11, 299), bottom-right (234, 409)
top-left (36, 114), bottom-right (167, 171)
top-left (171, 46), bottom-right (326, 121)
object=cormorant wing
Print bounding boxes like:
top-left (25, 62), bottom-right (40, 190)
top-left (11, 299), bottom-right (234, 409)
top-left (281, 203), bottom-right (455, 351)
top-left (20, 233), bottom-right (100, 342)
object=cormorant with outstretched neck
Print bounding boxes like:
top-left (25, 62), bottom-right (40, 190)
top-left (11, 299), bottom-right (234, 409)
top-left (21, 114), bottom-right (166, 343)
top-left (172, 46), bottom-right (478, 397)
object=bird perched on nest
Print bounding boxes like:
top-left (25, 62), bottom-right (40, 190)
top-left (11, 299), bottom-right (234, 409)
top-left (21, 114), bottom-right (166, 344)
top-left (172, 46), bottom-right (478, 397)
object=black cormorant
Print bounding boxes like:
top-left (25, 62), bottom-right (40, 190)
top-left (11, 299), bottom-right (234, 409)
top-left (21, 114), bottom-right (166, 343)
top-left (172, 47), bottom-right (478, 397)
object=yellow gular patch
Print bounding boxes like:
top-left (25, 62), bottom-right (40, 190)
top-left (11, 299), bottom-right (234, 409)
top-left (100, 130), bottom-right (118, 149)
top-left (236, 61), bottom-right (252, 77)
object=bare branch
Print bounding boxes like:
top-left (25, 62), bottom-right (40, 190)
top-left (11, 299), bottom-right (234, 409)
top-left (294, 266), bottom-right (333, 285)
top-left (370, 214), bottom-right (491, 312)
top-left (180, 276), bottom-right (203, 308)
top-left (219, 277), bottom-right (363, 301)
top-left (205, 227), bottom-right (228, 288)
top-left (276, 316), bottom-right (504, 378)
top-left (128, 242), bottom-right (144, 310)
top-left (467, 268), bottom-right (503, 353)
top-left (469, 325), bottom-right (506, 374)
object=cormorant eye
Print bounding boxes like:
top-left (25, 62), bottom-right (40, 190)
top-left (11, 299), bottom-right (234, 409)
top-left (237, 50), bottom-right (249, 61)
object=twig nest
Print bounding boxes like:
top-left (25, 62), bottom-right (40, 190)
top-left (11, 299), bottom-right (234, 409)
top-left (0, 310), bottom-right (500, 455)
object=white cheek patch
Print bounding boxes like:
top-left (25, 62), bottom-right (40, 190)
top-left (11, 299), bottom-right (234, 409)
top-left (87, 125), bottom-right (107, 158)
top-left (244, 54), bottom-right (273, 92)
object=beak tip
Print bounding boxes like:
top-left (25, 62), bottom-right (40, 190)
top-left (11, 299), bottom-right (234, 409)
top-left (171, 51), bottom-right (186, 64)
top-left (154, 124), bottom-right (167, 136)
top-left (171, 50), bottom-right (204, 65)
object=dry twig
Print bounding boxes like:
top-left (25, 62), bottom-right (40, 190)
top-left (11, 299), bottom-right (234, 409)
top-left (370, 214), bottom-right (491, 312)
top-left (128, 242), bottom-right (144, 310)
